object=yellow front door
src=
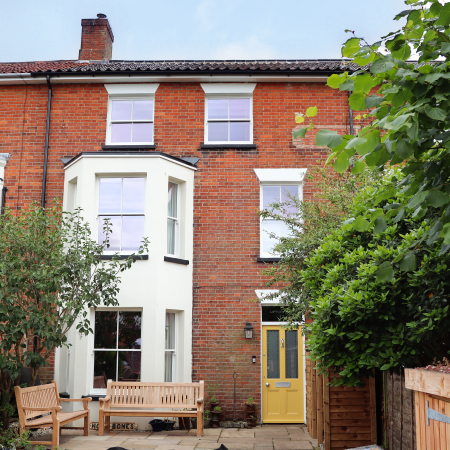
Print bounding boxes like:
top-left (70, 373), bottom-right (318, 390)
top-left (262, 325), bottom-right (304, 423)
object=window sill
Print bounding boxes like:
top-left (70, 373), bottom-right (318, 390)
top-left (257, 257), bottom-right (281, 263)
top-left (100, 254), bottom-right (149, 260)
top-left (102, 145), bottom-right (156, 150)
top-left (164, 256), bottom-right (189, 265)
top-left (83, 394), bottom-right (106, 402)
top-left (200, 144), bottom-right (257, 150)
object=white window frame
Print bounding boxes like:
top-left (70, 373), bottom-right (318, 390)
top-left (105, 84), bottom-right (159, 146)
top-left (254, 169), bottom-right (307, 258)
top-left (201, 83), bottom-right (256, 145)
top-left (165, 311), bottom-right (177, 382)
top-left (96, 175), bottom-right (146, 255)
top-left (166, 180), bottom-right (180, 257)
top-left (90, 308), bottom-right (143, 395)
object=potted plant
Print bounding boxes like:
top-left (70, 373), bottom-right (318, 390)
top-left (209, 395), bottom-right (219, 409)
top-left (191, 417), bottom-right (197, 429)
top-left (203, 410), bottom-right (210, 429)
top-left (210, 406), bottom-right (222, 428)
top-left (245, 397), bottom-right (257, 413)
top-left (246, 415), bottom-right (256, 429)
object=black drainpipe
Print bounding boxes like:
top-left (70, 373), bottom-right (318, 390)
top-left (41, 75), bottom-right (52, 208)
top-left (348, 90), bottom-right (354, 136)
top-left (34, 75), bottom-right (52, 355)
top-left (1, 186), bottom-right (7, 215)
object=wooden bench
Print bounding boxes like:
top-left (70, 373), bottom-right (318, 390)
top-left (99, 380), bottom-right (204, 436)
top-left (15, 380), bottom-right (91, 450)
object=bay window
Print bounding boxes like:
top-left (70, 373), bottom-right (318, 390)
top-left (167, 182), bottom-right (179, 256)
top-left (165, 312), bottom-right (176, 382)
top-left (98, 177), bottom-right (145, 252)
top-left (93, 311), bottom-right (142, 389)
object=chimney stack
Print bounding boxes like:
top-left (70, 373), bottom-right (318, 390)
top-left (79, 14), bottom-right (114, 61)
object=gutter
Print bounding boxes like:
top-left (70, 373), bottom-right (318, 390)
top-left (348, 91), bottom-right (354, 136)
top-left (41, 75), bottom-right (52, 208)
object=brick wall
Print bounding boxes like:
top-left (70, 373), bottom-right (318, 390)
top-left (1, 80), bottom-right (350, 415)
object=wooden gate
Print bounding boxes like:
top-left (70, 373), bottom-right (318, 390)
top-left (306, 357), bottom-right (377, 450)
top-left (405, 368), bottom-right (450, 450)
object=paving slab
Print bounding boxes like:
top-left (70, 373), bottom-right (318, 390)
top-left (274, 439), bottom-right (313, 450)
top-left (289, 434), bottom-right (315, 441)
top-left (220, 429), bottom-right (255, 438)
top-left (194, 444), bottom-right (222, 449)
top-left (153, 445), bottom-right (196, 450)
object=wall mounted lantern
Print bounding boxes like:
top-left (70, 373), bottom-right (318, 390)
top-left (244, 322), bottom-right (253, 339)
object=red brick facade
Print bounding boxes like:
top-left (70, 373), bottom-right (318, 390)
top-left (0, 80), bottom-right (350, 418)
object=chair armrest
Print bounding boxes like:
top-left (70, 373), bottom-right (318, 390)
top-left (99, 396), bottom-right (110, 403)
top-left (59, 397), bottom-right (92, 402)
top-left (196, 398), bottom-right (203, 404)
top-left (22, 406), bottom-right (62, 412)
top-left (196, 398), bottom-right (204, 411)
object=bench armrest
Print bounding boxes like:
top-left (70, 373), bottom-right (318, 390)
top-left (22, 406), bottom-right (62, 412)
top-left (196, 398), bottom-right (204, 411)
top-left (60, 397), bottom-right (91, 409)
top-left (99, 396), bottom-right (111, 410)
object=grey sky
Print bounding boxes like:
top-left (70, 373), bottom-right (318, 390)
top-left (1, 0), bottom-right (407, 63)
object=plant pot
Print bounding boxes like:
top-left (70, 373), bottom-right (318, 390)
top-left (211, 411), bottom-right (221, 422)
top-left (245, 404), bottom-right (257, 413)
top-left (163, 420), bottom-right (176, 431)
top-left (209, 401), bottom-right (219, 409)
top-left (246, 416), bottom-right (256, 428)
top-left (149, 419), bottom-right (164, 432)
top-left (203, 418), bottom-right (210, 429)
top-left (179, 417), bottom-right (191, 430)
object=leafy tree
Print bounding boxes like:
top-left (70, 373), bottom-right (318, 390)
top-left (0, 203), bottom-right (148, 428)
top-left (285, 0), bottom-right (450, 385)
top-left (296, 0), bottom-right (450, 278)
top-left (301, 169), bottom-right (450, 386)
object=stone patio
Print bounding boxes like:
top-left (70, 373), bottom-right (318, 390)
top-left (31, 426), bottom-right (319, 450)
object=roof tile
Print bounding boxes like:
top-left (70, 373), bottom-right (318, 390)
top-left (0, 59), bottom-right (363, 75)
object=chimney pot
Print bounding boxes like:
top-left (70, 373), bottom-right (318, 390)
top-left (79, 15), bottom-right (114, 61)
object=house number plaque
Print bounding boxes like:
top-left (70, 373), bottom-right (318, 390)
top-left (275, 382), bottom-right (291, 388)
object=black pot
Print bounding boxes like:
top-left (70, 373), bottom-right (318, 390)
top-left (149, 419), bottom-right (164, 432)
top-left (211, 411), bottom-right (221, 422)
top-left (163, 420), bottom-right (176, 431)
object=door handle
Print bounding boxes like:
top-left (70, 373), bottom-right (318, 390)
top-left (265, 383), bottom-right (270, 387)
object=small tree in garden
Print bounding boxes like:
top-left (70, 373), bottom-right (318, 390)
top-left (0, 203), bottom-right (148, 428)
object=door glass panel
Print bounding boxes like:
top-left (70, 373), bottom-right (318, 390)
top-left (267, 330), bottom-right (280, 378)
top-left (285, 330), bottom-right (299, 379)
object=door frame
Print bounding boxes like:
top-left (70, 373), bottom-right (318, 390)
top-left (256, 290), bottom-right (306, 425)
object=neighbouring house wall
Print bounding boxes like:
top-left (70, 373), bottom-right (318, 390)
top-left (384, 371), bottom-right (416, 450)
top-left (0, 80), bottom-right (351, 422)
